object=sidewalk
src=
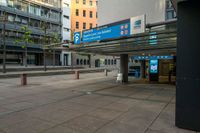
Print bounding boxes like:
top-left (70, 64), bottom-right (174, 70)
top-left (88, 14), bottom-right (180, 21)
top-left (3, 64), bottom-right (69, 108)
top-left (0, 72), bottom-right (196, 133)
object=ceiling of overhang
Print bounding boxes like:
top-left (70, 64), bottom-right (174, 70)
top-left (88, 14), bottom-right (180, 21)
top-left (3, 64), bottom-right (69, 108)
top-left (69, 29), bottom-right (177, 56)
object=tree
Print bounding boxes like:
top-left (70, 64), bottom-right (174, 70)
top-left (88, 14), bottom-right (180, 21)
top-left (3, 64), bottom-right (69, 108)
top-left (15, 26), bottom-right (33, 67)
top-left (51, 33), bottom-right (60, 66)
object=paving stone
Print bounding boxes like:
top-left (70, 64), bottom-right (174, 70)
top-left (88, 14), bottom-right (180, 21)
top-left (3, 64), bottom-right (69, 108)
top-left (2, 118), bottom-right (54, 133)
top-left (27, 108), bottom-right (83, 124)
top-left (2, 101), bottom-right (35, 111)
top-left (96, 121), bottom-right (142, 133)
top-left (102, 99), bottom-right (139, 112)
top-left (113, 100), bottom-right (165, 131)
top-left (63, 115), bottom-right (109, 133)
top-left (41, 125), bottom-right (82, 133)
top-left (0, 112), bottom-right (31, 129)
top-left (149, 104), bottom-right (195, 133)
top-left (88, 108), bottom-right (123, 120)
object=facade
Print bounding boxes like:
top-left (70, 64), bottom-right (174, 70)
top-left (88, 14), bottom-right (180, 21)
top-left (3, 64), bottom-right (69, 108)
top-left (98, 0), bottom-right (176, 26)
top-left (60, 0), bottom-right (72, 66)
top-left (0, 0), bottom-right (62, 66)
top-left (71, 0), bottom-right (98, 32)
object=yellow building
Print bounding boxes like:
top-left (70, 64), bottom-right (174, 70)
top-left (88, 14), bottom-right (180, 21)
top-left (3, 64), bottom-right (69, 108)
top-left (71, 0), bottom-right (98, 32)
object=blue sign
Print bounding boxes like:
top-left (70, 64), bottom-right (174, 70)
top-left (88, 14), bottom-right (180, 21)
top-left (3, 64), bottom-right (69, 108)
top-left (149, 60), bottom-right (159, 74)
top-left (132, 56), bottom-right (174, 60)
top-left (74, 32), bottom-right (81, 44)
top-left (82, 22), bottom-right (130, 43)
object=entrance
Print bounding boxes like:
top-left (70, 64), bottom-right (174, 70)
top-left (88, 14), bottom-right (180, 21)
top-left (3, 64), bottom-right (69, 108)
top-left (95, 59), bottom-right (100, 67)
top-left (64, 54), bottom-right (69, 66)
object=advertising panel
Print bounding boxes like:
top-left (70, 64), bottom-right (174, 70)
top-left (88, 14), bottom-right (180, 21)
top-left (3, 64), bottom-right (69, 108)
top-left (149, 60), bottom-right (159, 74)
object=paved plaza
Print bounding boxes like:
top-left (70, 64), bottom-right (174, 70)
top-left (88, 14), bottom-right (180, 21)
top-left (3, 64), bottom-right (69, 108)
top-left (0, 71), bottom-right (197, 133)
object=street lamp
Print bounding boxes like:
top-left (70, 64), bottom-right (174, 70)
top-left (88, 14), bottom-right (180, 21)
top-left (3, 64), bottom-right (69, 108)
top-left (0, 11), bottom-right (7, 73)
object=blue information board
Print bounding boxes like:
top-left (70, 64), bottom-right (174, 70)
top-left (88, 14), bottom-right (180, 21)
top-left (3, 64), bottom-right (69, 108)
top-left (149, 60), bottom-right (159, 74)
top-left (82, 22), bottom-right (130, 43)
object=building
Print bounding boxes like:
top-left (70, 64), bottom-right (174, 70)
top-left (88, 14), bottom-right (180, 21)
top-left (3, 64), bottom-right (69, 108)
top-left (71, 0), bottom-right (98, 32)
top-left (0, 0), bottom-right (62, 66)
top-left (60, 0), bottom-right (72, 66)
top-left (98, 0), bottom-right (176, 26)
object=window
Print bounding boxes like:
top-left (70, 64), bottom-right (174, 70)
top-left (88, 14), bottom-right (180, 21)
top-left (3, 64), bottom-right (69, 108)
top-left (114, 59), bottom-right (117, 65)
top-left (76, 21), bottom-right (79, 29)
top-left (166, 10), bottom-right (176, 20)
top-left (76, 59), bottom-right (79, 65)
top-left (90, 11), bottom-right (93, 18)
top-left (105, 59), bottom-right (107, 65)
top-left (96, 12), bottom-right (98, 18)
top-left (108, 59), bottom-right (110, 65)
top-left (83, 22), bottom-right (86, 29)
top-left (89, 0), bottom-right (93, 6)
top-left (89, 23), bottom-right (93, 29)
top-left (76, 9), bottom-right (79, 16)
top-left (166, 0), bottom-right (173, 9)
top-left (64, 28), bottom-right (70, 32)
top-left (8, 14), bottom-right (15, 22)
top-left (76, 0), bottom-right (79, 4)
top-left (96, 1), bottom-right (98, 6)
top-left (64, 3), bottom-right (69, 7)
top-left (111, 60), bottom-right (114, 65)
top-left (87, 60), bottom-right (90, 65)
top-left (84, 59), bottom-right (86, 65)
top-left (80, 59), bottom-right (83, 65)
top-left (83, 10), bottom-right (86, 17)
top-left (83, 0), bottom-right (86, 5)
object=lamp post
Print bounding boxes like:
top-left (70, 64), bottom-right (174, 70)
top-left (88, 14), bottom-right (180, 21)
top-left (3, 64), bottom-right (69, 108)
top-left (0, 11), bottom-right (7, 73)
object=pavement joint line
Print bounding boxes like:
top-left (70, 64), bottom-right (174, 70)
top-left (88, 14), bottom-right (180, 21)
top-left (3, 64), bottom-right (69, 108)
top-left (0, 93), bottom-right (86, 119)
top-left (144, 95), bottom-right (175, 133)
top-left (92, 94), bottom-right (150, 133)
top-left (0, 77), bottom-right (117, 118)
top-left (0, 78), bottom-right (115, 104)
top-left (145, 87), bottom-right (166, 100)
top-left (92, 92), bottom-right (170, 104)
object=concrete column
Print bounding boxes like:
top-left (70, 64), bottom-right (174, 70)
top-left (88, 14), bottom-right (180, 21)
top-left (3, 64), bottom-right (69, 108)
top-left (141, 60), bottom-right (146, 79)
top-left (120, 54), bottom-right (128, 83)
top-left (176, 1), bottom-right (200, 131)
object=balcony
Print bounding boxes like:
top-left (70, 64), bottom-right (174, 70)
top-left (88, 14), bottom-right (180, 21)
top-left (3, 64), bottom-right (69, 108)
top-left (0, 5), bottom-right (61, 25)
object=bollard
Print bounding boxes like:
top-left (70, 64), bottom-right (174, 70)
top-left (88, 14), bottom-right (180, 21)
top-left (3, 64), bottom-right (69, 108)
top-left (21, 74), bottom-right (27, 86)
top-left (105, 69), bottom-right (108, 76)
top-left (75, 70), bottom-right (79, 79)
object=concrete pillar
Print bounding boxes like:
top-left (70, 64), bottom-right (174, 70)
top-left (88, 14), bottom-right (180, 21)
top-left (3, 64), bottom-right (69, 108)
top-left (141, 60), bottom-right (146, 79)
top-left (176, 1), bottom-right (200, 131)
top-left (120, 54), bottom-right (128, 83)
top-left (75, 70), bottom-right (79, 79)
top-left (21, 74), bottom-right (27, 86)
